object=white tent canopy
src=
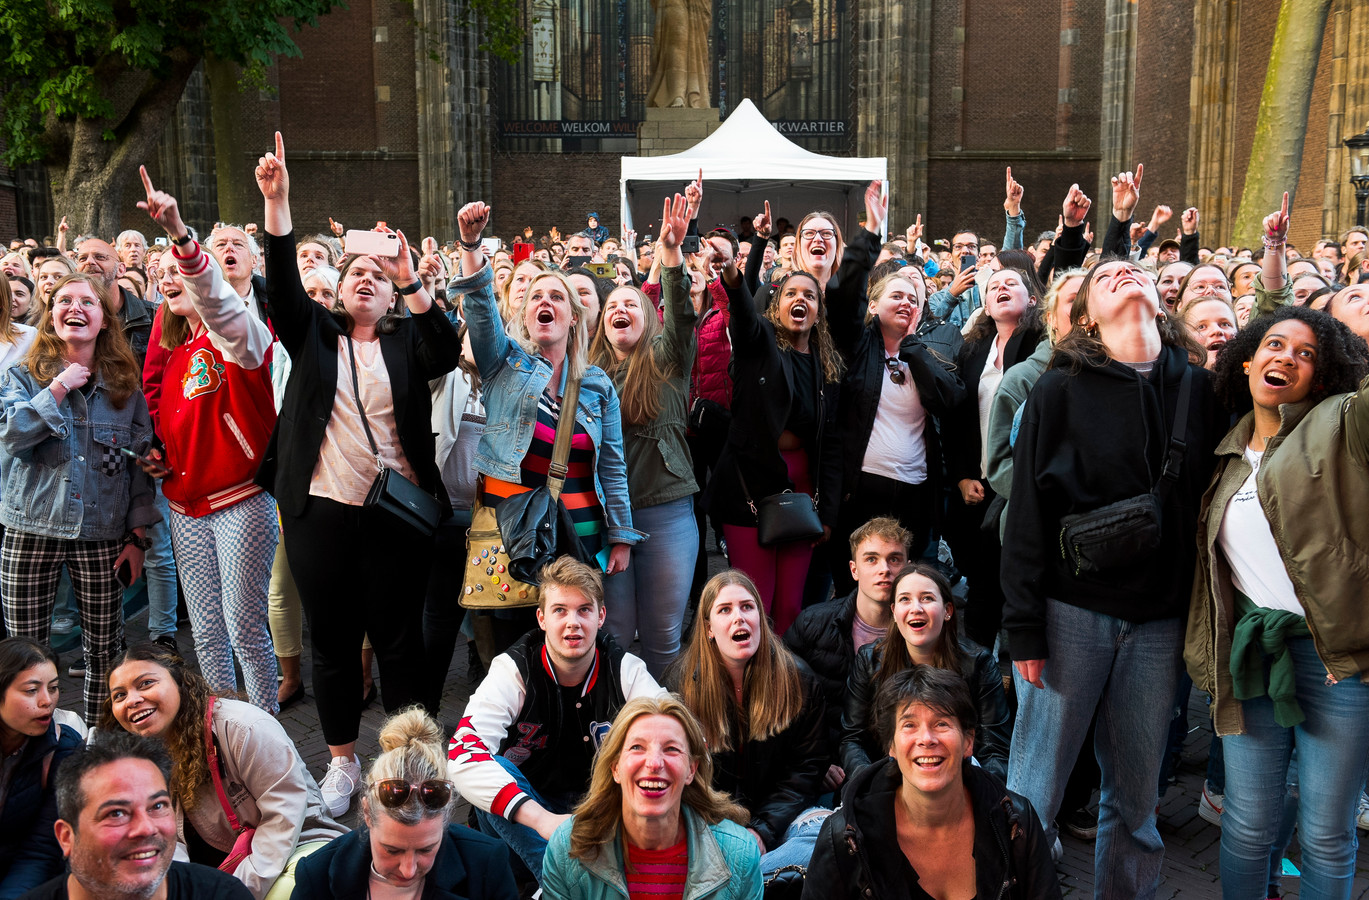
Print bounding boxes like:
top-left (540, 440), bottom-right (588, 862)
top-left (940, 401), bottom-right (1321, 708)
top-left (620, 99), bottom-right (887, 240)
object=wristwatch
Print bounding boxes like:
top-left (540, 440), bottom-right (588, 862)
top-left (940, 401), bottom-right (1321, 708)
top-left (170, 233), bottom-right (192, 247)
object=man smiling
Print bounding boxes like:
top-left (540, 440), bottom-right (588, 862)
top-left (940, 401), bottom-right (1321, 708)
top-left (25, 733), bottom-right (248, 900)
top-left (447, 556), bottom-right (664, 886)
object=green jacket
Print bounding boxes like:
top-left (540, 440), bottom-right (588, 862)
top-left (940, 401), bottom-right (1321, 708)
top-left (615, 263), bottom-right (699, 509)
top-left (985, 337), bottom-right (1052, 539)
top-left (1184, 375), bottom-right (1369, 736)
top-left (541, 807), bottom-right (762, 900)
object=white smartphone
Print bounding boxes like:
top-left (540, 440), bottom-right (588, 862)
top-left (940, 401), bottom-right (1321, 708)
top-left (479, 237), bottom-right (502, 256)
top-left (344, 229), bottom-right (400, 257)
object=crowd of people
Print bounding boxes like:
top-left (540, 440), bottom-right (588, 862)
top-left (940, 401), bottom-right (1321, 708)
top-left (0, 135), bottom-right (1365, 900)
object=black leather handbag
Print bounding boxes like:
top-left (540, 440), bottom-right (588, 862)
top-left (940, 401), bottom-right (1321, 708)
top-left (736, 461), bottom-right (824, 547)
top-left (1059, 367), bottom-right (1193, 575)
top-left (347, 337), bottom-right (444, 536)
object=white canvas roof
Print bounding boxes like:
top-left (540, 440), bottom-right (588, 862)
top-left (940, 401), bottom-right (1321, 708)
top-left (620, 99), bottom-right (887, 239)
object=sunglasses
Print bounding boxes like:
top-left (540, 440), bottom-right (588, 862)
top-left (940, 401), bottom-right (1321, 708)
top-left (372, 779), bottom-right (455, 810)
top-left (884, 357), bottom-right (906, 385)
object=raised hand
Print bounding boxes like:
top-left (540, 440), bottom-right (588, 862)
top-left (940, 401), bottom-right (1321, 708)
top-left (373, 228), bottom-right (418, 286)
top-left (1129, 222), bottom-right (1146, 244)
top-left (660, 194), bottom-right (690, 251)
top-left (1263, 192), bottom-right (1290, 242)
top-left (457, 202), bottom-right (491, 244)
top-left (329, 217), bottom-right (344, 237)
top-left (1180, 207), bottom-right (1200, 236)
top-left (417, 252), bottom-right (445, 292)
top-left (864, 180), bottom-right (888, 235)
top-left (753, 200), bottom-right (773, 239)
top-left (58, 216), bottom-right (70, 234)
top-left (905, 214), bottom-right (924, 246)
top-left (1150, 205), bottom-right (1173, 228)
top-left (1110, 162), bottom-right (1143, 221)
top-left (1083, 221), bottom-right (1094, 245)
top-left (684, 168), bottom-right (704, 218)
top-left (1062, 184), bottom-right (1092, 228)
top-left (135, 166), bottom-right (188, 239)
top-left (1004, 167), bottom-right (1024, 216)
top-left (255, 131), bottom-right (289, 201)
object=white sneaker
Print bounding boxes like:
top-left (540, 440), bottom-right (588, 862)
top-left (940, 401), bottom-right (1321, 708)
top-left (319, 754), bottom-right (362, 817)
top-left (1357, 793), bottom-right (1369, 832)
top-left (1198, 780), bottom-right (1224, 827)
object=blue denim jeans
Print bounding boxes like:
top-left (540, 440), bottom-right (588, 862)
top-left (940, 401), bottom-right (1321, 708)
top-left (143, 483), bottom-right (178, 639)
top-left (1007, 599), bottom-right (1182, 900)
top-left (474, 755), bottom-right (573, 884)
top-left (1220, 638), bottom-right (1369, 900)
top-left (760, 806), bottom-right (831, 874)
top-left (603, 496), bottom-right (697, 678)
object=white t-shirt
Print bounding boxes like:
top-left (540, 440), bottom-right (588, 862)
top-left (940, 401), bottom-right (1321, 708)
top-left (1217, 447), bottom-right (1302, 615)
top-left (861, 357), bottom-right (927, 484)
top-left (977, 340), bottom-right (1005, 479)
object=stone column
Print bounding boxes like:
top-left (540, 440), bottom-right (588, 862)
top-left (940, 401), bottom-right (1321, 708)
top-left (414, 0), bottom-right (493, 239)
top-left (1328, 0), bottom-right (1369, 238)
top-left (1186, 0), bottom-right (1241, 246)
top-left (853, 0), bottom-right (931, 228)
top-left (1097, 0), bottom-right (1138, 228)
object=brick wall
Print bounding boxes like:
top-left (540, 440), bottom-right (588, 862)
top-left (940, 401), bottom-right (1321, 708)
top-left (491, 153), bottom-right (622, 242)
top-left (1132, 0), bottom-right (1193, 221)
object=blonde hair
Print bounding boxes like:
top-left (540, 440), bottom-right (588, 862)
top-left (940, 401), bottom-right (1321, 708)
top-left (666, 570), bottom-right (806, 753)
top-left (1040, 268), bottom-right (1087, 344)
top-left (568, 695), bottom-right (748, 861)
top-left (538, 555), bottom-right (604, 612)
top-left (507, 271), bottom-right (591, 382)
top-left (27, 274), bottom-right (141, 408)
top-left (863, 271), bottom-right (926, 327)
top-left (588, 285), bottom-right (669, 424)
top-left (0, 277), bottom-right (20, 342)
top-left (499, 259), bottom-right (551, 323)
top-left (361, 707), bottom-right (454, 827)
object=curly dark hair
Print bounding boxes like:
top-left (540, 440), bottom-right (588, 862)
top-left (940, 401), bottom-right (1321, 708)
top-left (1211, 305), bottom-right (1369, 414)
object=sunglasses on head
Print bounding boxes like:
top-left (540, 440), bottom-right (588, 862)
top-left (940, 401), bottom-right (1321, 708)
top-left (884, 357), bottom-right (906, 385)
top-left (372, 779), bottom-right (455, 810)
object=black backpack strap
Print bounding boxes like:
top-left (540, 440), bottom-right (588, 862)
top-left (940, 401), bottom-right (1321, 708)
top-left (1153, 366), bottom-right (1195, 502)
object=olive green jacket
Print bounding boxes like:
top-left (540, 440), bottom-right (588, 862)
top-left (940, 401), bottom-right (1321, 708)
top-left (1184, 376), bottom-right (1369, 736)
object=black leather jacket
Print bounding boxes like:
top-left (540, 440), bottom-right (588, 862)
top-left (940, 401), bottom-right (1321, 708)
top-left (838, 637), bottom-right (1011, 783)
top-left (802, 759), bottom-right (1062, 900)
top-left (668, 657), bottom-right (829, 850)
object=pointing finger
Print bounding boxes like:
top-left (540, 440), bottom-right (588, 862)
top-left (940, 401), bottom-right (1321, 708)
top-left (139, 165), bottom-right (154, 197)
top-left (275, 131), bottom-right (284, 162)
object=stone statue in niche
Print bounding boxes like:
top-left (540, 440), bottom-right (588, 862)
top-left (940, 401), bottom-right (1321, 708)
top-left (646, 0), bottom-right (712, 108)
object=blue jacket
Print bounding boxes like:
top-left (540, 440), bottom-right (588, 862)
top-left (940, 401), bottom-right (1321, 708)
top-left (0, 366), bottom-right (158, 540)
top-left (541, 808), bottom-right (762, 900)
top-left (453, 262), bottom-right (643, 547)
top-left (0, 721), bottom-right (83, 900)
top-left (289, 822), bottom-right (517, 900)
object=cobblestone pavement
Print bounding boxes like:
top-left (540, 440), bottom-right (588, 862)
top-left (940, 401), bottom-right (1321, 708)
top-left (54, 568), bottom-right (1369, 898)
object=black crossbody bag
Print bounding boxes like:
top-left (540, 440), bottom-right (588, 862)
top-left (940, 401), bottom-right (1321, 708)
top-left (346, 337), bottom-right (445, 536)
top-left (1058, 367), bottom-right (1193, 576)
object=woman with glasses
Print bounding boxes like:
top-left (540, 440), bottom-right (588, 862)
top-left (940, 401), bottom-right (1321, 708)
top-left (102, 642), bottom-right (346, 900)
top-left (825, 268), bottom-right (963, 592)
top-left (292, 708), bottom-right (518, 900)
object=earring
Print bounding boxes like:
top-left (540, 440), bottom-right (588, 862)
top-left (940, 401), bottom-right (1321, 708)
top-left (1242, 361), bottom-right (1251, 374)
top-left (1084, 321), bottom-right (1099, 337)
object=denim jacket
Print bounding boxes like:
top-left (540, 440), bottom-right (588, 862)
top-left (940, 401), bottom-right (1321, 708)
top-left (0, 365), bottom-right (159, 540)
top-left (453, 262), bottom-right (644, 546)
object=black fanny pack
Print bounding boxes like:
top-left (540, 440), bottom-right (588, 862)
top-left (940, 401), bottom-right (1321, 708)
top-left (1059, 367), bottom-right (1193, 576)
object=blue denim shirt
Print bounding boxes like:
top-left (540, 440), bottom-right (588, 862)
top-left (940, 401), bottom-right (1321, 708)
top-left (0, 365), bottom-right (159, 540)
top-left (452, 262), bottom-right (644, 547)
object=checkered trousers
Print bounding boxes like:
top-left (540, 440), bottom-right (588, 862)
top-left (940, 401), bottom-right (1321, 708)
top-left (1, 530), bottom-right (124, 725)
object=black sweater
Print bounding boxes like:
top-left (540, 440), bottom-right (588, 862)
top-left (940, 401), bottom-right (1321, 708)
top-left (1001, 344), bottom-right (1227, 660)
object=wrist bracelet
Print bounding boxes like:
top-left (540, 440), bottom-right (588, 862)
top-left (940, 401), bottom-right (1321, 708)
top-left (397, 280), bottom-right (423, 295)
top-left (54, 377), bottom-right (67, 391)
top-left (1262, 235), bottom-right (1286, 248)
top-left (458, 238), bottom-right (482, 251)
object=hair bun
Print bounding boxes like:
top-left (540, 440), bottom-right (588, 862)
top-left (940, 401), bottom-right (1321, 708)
top-left (376, 706), bottom-right (444, 754)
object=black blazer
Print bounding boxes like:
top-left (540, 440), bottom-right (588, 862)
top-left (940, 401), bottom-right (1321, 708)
top-left (255, 231), bottom-right (462, 517)
top-left (290, 823), bottom-right (519, 900)
top-left (703, 275), bottom-right (842, 528)
top-left (943, 322), bottom-right (1044, 487)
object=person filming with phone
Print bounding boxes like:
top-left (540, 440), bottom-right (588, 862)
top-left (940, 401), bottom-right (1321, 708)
top-left (0, 270), bottom-right (158, 727)
top-left (252, 132), bottom-right (463, 816)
